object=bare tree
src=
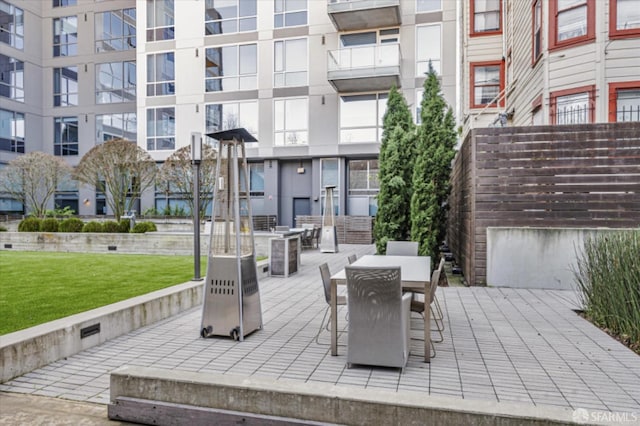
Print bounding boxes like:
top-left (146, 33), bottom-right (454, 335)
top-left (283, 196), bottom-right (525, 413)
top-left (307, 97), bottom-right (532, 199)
top-left (73, 139), bottom-right (156, 220)
top-left (0, 152), bottom-right (73, 217)
top-left (156, 144), bottom-right (217, 217)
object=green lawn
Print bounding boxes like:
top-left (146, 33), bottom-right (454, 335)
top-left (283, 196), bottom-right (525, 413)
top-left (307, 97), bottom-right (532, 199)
top-left (0, 251), bottom-right (204, 335)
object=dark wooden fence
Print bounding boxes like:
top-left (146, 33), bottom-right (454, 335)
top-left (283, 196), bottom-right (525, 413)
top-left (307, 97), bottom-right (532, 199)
top-left (295, 215), bottom-right (374, 244)
top-left (448, 122), bottom-right (640, 286)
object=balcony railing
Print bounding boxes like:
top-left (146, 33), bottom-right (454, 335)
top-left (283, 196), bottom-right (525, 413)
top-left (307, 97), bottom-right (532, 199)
top-left (327, 44), bottom-right (401, 92)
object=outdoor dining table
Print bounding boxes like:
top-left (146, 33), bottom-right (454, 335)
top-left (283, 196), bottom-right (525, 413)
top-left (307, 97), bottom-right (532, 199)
top-left (329, 254), bottom-right (432, 362)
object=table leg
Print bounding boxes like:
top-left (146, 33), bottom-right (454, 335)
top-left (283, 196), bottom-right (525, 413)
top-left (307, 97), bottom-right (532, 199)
top-left (424, 302), bottom-right (431, 362)
top-left (330, 278), bottom-right (338, 356)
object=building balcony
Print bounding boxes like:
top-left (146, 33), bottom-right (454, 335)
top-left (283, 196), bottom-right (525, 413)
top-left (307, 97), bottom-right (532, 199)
top-left (327, 44), bottom-right (401, 93)
top-left (327, 0), bottom-right (401, 31)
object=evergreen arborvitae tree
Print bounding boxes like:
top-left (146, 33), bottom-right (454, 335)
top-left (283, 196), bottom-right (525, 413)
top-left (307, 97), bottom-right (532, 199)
top-left (411, 65), bottom-right (457, 266)
top-left (374, 86), bottom-right (416, 254)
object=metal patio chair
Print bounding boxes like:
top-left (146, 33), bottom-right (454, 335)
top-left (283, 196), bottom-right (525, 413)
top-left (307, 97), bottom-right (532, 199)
top-left (315, 262), bottom-right (347, 345)
top-left (386, 240), bottom-right (419, 256)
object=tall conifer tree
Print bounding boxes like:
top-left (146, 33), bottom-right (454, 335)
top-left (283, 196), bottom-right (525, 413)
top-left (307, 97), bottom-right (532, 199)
top-left (411, 65), bottom-right (457, 265)
top-left (374, 86), bottom-right (416, 254)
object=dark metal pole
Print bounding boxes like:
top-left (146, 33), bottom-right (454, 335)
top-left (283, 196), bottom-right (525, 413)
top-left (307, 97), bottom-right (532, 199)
top-left (193, 160), bottom-right (201, 280)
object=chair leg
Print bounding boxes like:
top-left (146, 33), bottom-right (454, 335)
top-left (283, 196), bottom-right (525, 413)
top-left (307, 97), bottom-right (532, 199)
top-left (431, 308), bottom-right (444, 343)
top-left (315, 307), bottom-right (330, 345)
top-left (433, 295), bottom-right (445, 332)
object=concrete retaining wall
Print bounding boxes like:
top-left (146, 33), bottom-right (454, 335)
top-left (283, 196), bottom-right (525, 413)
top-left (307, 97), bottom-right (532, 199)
top-left (109, 366), bottom-right (577, 426)
top-left (486, 227), bottom-right (634, 290)
top-left (0, 231), bottom-right (277, 258)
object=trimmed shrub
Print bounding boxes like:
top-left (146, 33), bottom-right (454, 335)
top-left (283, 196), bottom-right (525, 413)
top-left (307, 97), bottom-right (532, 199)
top-left (82, 221), bottom-right (104, 233)
top-left (18, 217), bottom-right (42, 232)
top-left (0, 225), bottom-right (7, 232)
top-left (59, 218), bottom-right (84, 233)
top-left (102, 220), bottom-right (121, 233)
top-left (131, 221), bottom-right (157, 233)
top-left (118, 219), bottom-right (131, 233)
top-left (40, 218), bottom-right (60, 232)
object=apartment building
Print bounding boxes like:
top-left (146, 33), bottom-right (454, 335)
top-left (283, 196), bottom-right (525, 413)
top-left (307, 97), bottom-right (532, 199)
top-left (1, 0), bottom-right (457, 225)
top-left (461, 0), bottom-right (640, 132)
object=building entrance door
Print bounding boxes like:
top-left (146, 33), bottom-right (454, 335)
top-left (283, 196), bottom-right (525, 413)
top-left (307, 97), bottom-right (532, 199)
top-left (292, 197), bottom-right (311, 228)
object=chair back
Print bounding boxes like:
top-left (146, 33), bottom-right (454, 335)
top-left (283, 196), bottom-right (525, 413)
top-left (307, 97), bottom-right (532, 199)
top-left (429, 258), bottom-right (446, 303)
top-left (319, 263), bottom-right (332, 304)
top-left (347, 254), bottom-right (358, 264)
top-left (386, 240), bottom-right (419, 256)
top-left (345, 266), bottom-right (409, 368)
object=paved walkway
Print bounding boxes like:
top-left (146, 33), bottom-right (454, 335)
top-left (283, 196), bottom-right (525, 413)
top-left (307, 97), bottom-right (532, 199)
top-left (1, 244), bottom-right (639, 419)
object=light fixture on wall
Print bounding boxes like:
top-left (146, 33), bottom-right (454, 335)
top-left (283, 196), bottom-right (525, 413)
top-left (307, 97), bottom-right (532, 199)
top-left (321, 95), bottom-right (325, 105)
top-left (297, 160), bottom-right (305, 174)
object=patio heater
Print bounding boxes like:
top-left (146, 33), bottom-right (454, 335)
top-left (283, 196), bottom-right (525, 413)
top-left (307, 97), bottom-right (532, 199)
top-left (320, 185), bottom-right (339, 253)
top-left (200, 128), bottom-right (262, 341)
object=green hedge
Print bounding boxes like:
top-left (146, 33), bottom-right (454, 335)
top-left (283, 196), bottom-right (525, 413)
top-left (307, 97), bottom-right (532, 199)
top-left (59, 218), bottom-right (84, 232)
top-left (574, 230), bottom-right (640, 352)
top-left (102, 220), bottom-right (122, 233)
top-left (18, 217), bottom-right (41, 232)
top-left (82, 221), bottom-right (104, 233)
top-left (0, 225), bottom-right (7, 232)
top-left (40, 218), bottom-right (60, 232)
top-left (131, 221), bottom-right (157, 233)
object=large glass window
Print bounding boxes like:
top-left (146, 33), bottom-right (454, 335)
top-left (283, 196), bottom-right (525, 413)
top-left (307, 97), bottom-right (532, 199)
top-left (96, 61), bottom-right (136, 103)
top-left (54, 116), bottom-right (78, 156)
top-left (96, 113), bottom-right (136, 142)
top-left (274, 97), bottom-right (307, 146)
top-left (205, 101), bottom-right (258, 143)
top-left (0, 54), bottom-right (24, 102)
top-left (147, 107), bottom-right (175, 150)
top-left (348, 159), bottom-right (379, 216)
top-left (417, 0), bottom-right (441, 13)
top-left (95, 8), bottom-right (136, 52)
top-left (471, 61), bottom-right (503, 108)
top-left (205, 0), bottom-right (256, 35)
top-left (610, 0), bottom-right (640, 37)
top-left (147, 52), bottom-right (174, 96)
top-left (339, 93), bottom-right (388, 144)
top-left (274, 0), bottom-right (307, 28)
top-left (0, 108), bottom-right (24, 153)
top-left (551, 87), bottom-right (594, 124)
top-left (532, 0), bottom-right (542, 62)
top-left (608, 82), bottom-right (640, 122)
top-left (53, 16), bottom-right (78, 57)
top-left (0, 1), bottom-right (24, 50)
top-left (53, 0), bottom-right (76, 7)
top-left (205, 43), bottom-right (257, 92)
top-left (146, 0), bottom-right (174, 41)
top-left (472, 0), bottom-right (501, 34)
top-left (550, 0), bottom-right (594, 49)
top-left (249, 162), bottom-right (264, 196)
top-left (53, 66), bottom-right (78, 107)
top-left (274, 38), bottom-right (307, 87)
top-left (416, 24), bottom-right (441, 76)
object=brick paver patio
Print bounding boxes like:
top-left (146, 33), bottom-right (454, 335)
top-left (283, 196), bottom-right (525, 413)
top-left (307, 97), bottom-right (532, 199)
top-left (1, 244), bottom-right (639, 418)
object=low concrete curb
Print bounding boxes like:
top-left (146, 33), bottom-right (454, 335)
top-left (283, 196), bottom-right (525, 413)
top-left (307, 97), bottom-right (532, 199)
top-left (109, 366), bottom-right (582, 426)
top-left (0, 281), bottom-right (203, 383)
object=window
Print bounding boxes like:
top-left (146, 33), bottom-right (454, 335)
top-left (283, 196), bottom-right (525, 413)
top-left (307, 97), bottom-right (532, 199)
top-left (320, 158), bottom-right (339, 216)
top-left (147, 0), bottom-right (174, 41)
top-left (470, 61), bottom-right (504, 108)
top-left (274, 0), bottom-right (307, 28)
top-left (146, 107), bottom-right (175, 150)
top-left (471, 0), bottom-right (501, 35)
top-left (274, 97), bottom-right (307, 146)
top-left (0, 1), bottom-right (24, 49)
top-left (0, 108), bottom-right (24, 153)
top-left (53, 66), bottom-right (78, 107)
top-left (53, 0), bottom-right (76, 7)
top-left (95, 8), bottom-right (136, 52)
top-left (249, 163), bottom-right (264, 196)
top-left (340, 93), bottom-right (388, 144)
top-left (96, 113), bottom-right (137, 142)
top-left (531, 94), bottom-right (543, 125)
top-left (274, 38), bottom-right (307, 87)
top-left (415, 89), bottom-right (423, 124)
top-left (416, 24), bottom-right (441, 76)
top-left (550, 85), bottom-right (594, 124)
top-left (532, 0), bottom-right (542, 62)
top-left (549, 0), bottom-right (595, 50)
top-left (205, 43), bottom-right (257, 92)
top-left (205, 0), bottom-right (256, 35)
top-left (54, 178), bottom-right (78, 214)
top-left (609, 81), bottom-right (640, 122)
top-left (147, 52), bottom-right (174, 96)
top-left (348, 159), bottom-right (379, 216)
top-left (417, 0), bottom-right (441, 13)
top-left (0, 54), bottom-right (24, 102)
top-left (96, 61), bottom-right (136, 103)
top-left (610, 0), bottom-right (640, 38)
top-left (205, 101), bottom-right (258, 143)
top-left (54, 116), bottom-right (78, 156)
top-left (53, 16), bottom-right (77, 57)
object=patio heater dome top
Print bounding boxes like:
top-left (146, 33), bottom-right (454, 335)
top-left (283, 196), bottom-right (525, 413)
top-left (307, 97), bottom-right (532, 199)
top-left (207, 128), bottom-right (257, 143)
